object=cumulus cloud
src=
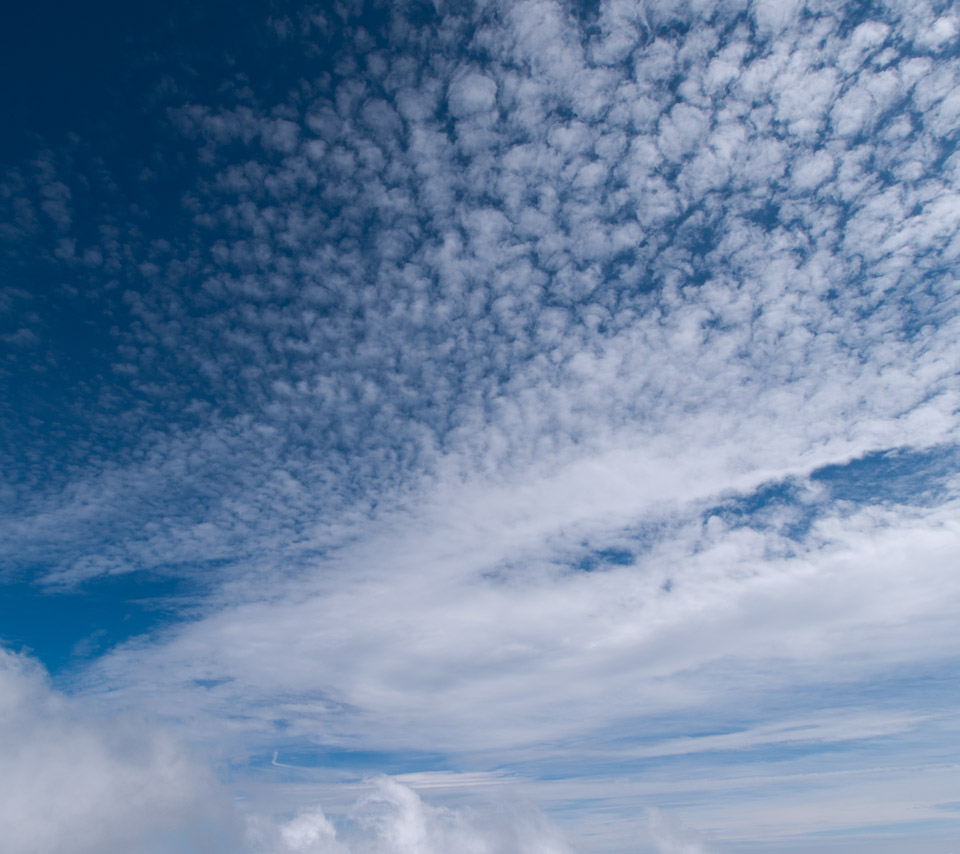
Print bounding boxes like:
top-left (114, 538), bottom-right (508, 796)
top-left (348, 777), bottom-right (571, 854)
top-left (243, 779), bottom-right (572, 854)
top-left (0, 649), bottom-right (575, 854)
top-left (0, 650), bottom-right (238, 854)
top-left (245, 776), bottom-right (574, 854)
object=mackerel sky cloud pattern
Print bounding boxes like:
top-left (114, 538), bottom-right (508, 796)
top-left (1, 0), bottom-right (960, 852)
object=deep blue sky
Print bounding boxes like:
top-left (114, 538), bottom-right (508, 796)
top-left (2, 1), bottom-right (960, 852)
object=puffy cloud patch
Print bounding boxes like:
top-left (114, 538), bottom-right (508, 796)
top-left (447, 72), bottom-right (498, 117)
top-left (0, 650), bottom-right (237, 854)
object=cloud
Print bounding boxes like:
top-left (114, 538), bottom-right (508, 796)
top-left (0, 649), bottom-right (575, 854)
top-left (243, 776), bottom-right (573, 854)
top-left (448, 72), bottom-right (498, 117)
top-left (0, 650), bottom-right (238, 854)
top-left (82, 489), bottom-right (960, 769)
top-left (647, 808), bottom-right (711, 854)
top-left (352, 777), bottom-right (571, 854)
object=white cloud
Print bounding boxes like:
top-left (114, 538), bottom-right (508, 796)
top-left (647, 808), bottom-right (712, 854)
top-left (0, 649), bottom-right (576, 854)
top-left (244, 777), bottom-right (573, 854)
top-left (0, 650), bottom-right (237, 854)
top-left (84, 490), bottom-right (960, 768)
top-left (790, 150), bottom-right (835, 191)
top-left (447, 72), bottom-right (498, 117)
top-left (751, 0), bottom-right (805, 35)
top-left (915, 15), bottom-right (959, 49)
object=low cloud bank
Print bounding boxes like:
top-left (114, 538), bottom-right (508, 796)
top-left (0, 649), bottom-right (239, 854)
top-left (647, 808), bottom-right (712, 854)
top-left (249, 776), bottom-right (572, 854)
top-left (0, 649), bottom-right (574, 854)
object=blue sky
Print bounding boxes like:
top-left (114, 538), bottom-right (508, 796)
top-left (2, 0), bottom-right (960, 851)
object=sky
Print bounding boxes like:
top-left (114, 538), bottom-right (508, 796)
top-left (1, 0), bottom-right (960, 851)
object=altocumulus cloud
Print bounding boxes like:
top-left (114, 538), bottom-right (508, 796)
top-left (1, 0), bottom-right (960, 850)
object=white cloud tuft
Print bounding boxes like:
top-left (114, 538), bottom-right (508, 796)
top-left (448, 72), bottom-right (498, 116)
top-left (245, 777), bottom-right (572, 854)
